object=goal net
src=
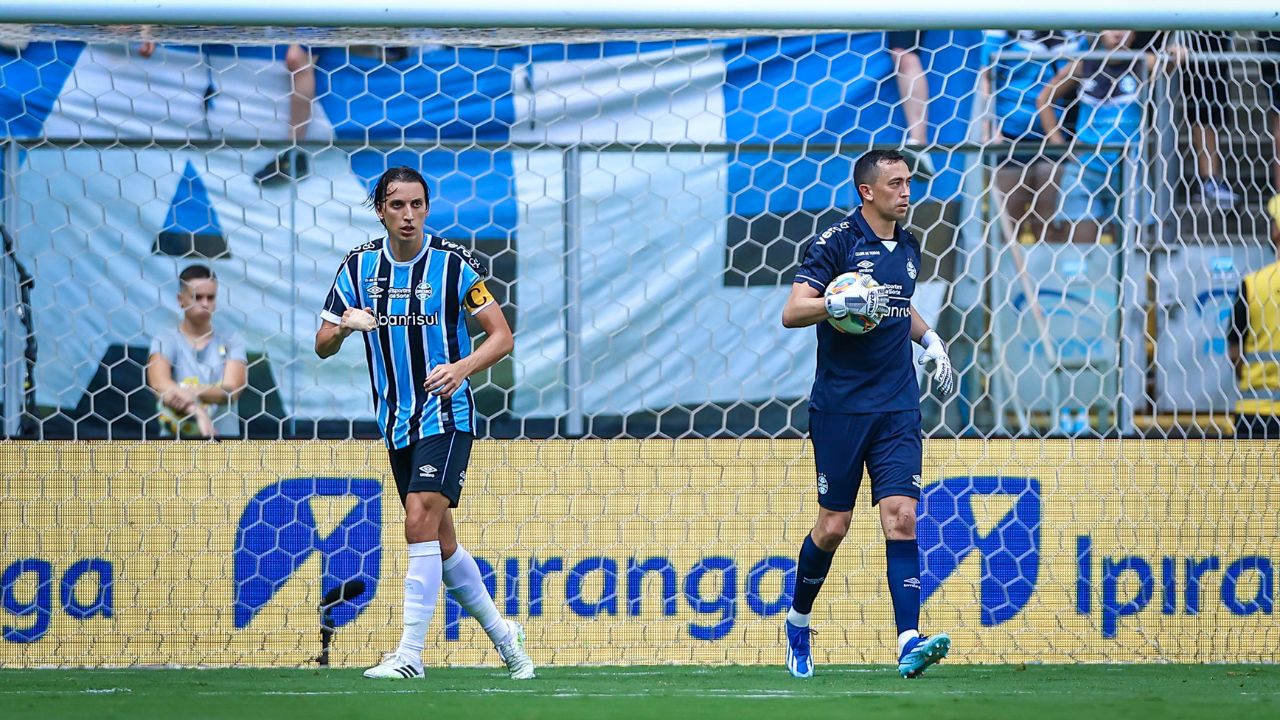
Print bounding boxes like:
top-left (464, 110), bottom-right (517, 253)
top-left (1, 16), bottom-right (1277, 667)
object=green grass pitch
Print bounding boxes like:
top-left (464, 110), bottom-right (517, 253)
top-left (3, 665), bottom-right (1277, 719)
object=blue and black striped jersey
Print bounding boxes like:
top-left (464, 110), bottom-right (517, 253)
top-left (321, 235), bottom-right (495, 448)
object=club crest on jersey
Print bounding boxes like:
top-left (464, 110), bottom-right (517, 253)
top-left (906, 259), bottom-right (918, 280)
top-left (415, 281), bottom-right (433, 300)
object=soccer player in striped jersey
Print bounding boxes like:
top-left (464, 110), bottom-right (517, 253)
top-left (315, 166), bottom-right (533, 681)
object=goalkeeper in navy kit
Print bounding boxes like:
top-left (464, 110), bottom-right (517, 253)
top-left (780, 149), bottom-right (954, 679)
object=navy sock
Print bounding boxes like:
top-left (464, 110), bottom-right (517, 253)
top-left (791, 534), bottom-right (836, 615)
top-left (885, 539), bottom-right (921, 636)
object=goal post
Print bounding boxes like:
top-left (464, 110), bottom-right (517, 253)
top-left (1, 8), bottom-right (1278, 668)
top-left (1, 1), bottom-right (1278, 31)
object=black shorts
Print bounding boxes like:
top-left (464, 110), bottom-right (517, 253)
top-left (387, 432), bottom-right (473, 507)
top-left (809, 409), bottom-right (923, 512)
top-left (887, 31), bottom-right (922, 52)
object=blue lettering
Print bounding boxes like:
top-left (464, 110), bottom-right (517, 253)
top-left (232, 478), bottom-right (381, 630)
top-left (528, 557), bottom-right (563, 617)
top-left (60, 558), bottom-right (113, 620)
top-left (1161, 557), bottom-right (1177, 615)
top-left (1184, 557), bottom-right (1220, 615)
top-left (684, 557), bottom-right (736, 641)
top-left (920, 476), bottom-right (1041, 626)
top-left (567, 558), bottom-right (618, 617)
top-left (746, 557), bottom-right (795, 616)
top-left (2, 559), bottom-right (53, 643)
top-left (504, 558), bottom-right (520, 617)
top-left (1102, 556), bottom-right (1153, 638)
top-left (626, 557), bottom-right (677, 616)
top-left (1076, 536), bottom-right (1091, 615)
top-left (1221, 557), bottom-right (1274, 616)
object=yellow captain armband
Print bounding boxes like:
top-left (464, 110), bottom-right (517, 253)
top-left (464, 280), bottom-right (496, 315)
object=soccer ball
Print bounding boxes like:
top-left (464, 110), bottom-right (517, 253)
top-left (825, 271), bottom-right (882, 335)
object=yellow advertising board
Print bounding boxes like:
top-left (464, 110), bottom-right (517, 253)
top-left (1, 440), bottom-right (1277, 667)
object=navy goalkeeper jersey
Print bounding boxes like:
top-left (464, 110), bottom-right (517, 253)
top-left (322, 235), bottom-right (495, 448)
top-left (793, 207), bottom-right (922, 414)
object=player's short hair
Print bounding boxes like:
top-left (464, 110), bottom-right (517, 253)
top-left (853, 149), bottom-right (908, 190)
top-left (178, 263), bottom-right (215, 288)
top-left (367, 166), bottom-right (431, 209)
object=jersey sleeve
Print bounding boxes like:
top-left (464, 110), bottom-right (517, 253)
top-left (462, 279), bottom-right (496, 316)
top-left (224, 330), bottom-right (249, 364)
top-left (321, 260), bottom-right (359, 325)
top-left (457, 253), bottom-right (496, 317)
top-left (793, 229), bottom-right (843, 293)
top-left (148, 331), bottom-right (168, 360)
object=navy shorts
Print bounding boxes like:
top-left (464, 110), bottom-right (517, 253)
top-left (809, 409), bottom-right (922, 511)
top-left (387, 432), bottom-right (473, 507)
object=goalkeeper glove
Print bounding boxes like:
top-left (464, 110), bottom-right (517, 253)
top-left (825, 284), bottom-right (890, 321)
top-left (917, 329), bottom-right (954, 396)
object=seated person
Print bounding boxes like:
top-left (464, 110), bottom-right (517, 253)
top-left (1037, 30), bottom-right (1147, 244)
top-left (146, 264), bottom-right (247, 438)
top-left (983, 30), bottom-right (1082, 242)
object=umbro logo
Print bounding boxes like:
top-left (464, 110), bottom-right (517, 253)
top-left (419, 464), bottom-right (438, 479)
top-left (904, 577), bottom-right (922, 590)
top-left (912, 474), bottom-right (922, 488)
top-left (857, 260), bottom-right (875, 271)
top-left (800, 575), bottom-right (827, 585)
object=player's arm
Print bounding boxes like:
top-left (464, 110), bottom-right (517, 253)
top-left (910, 306), bottom-right (954, 396)
top-left (423, 299), bottom-right (513, 397)
top-left (1036, 60), bottom-right (1079, 146)
top-left (191, 358), bottom-right (247, 406)
top-left (315, 306), bottom-right (377, 358)
top-left (146, 353), bottom-right (195, 414)
top-left (781, 282), bottom-right (830, 328)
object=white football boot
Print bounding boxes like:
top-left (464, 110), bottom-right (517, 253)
top-left (362, 651), bottom-right (424, 680)
top-left (495, 620), bottom-right (536, 680)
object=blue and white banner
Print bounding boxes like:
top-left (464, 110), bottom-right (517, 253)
top-left (2, 34), bottom-right (980, 421)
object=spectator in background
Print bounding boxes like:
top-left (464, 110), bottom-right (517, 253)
top-left (982, 30), bottom-right (1083, 242)
top-left (146, 264), bottom-right (247, 438)
top-left (254, 44), bottom-right (314, 186)
top-left (887, 31), bottom-right (930, 148)
top-left (1038, 30), bottom-right (1147, 244)
top-left (1136, 31), bottom-right (1239, 207)
top-left (1227, 230), bottom-right (1280, 439)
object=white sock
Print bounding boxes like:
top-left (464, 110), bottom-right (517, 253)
top-left (897, 629), bottom-right (920, 655)
top-left (395, 540), bottom-right (442, 662)
top-left (786, 608), bottom-right (811, 627)
top-left (442, 544), bottom-right (511, 646)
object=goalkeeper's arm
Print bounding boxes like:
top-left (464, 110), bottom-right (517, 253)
top-left (781, 282), bottom-right (829, 328)
top-left (783, 281), bottom-right (887, 328)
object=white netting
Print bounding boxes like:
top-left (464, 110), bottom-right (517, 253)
top-left (1, 23), bottom-right (1277, 667)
